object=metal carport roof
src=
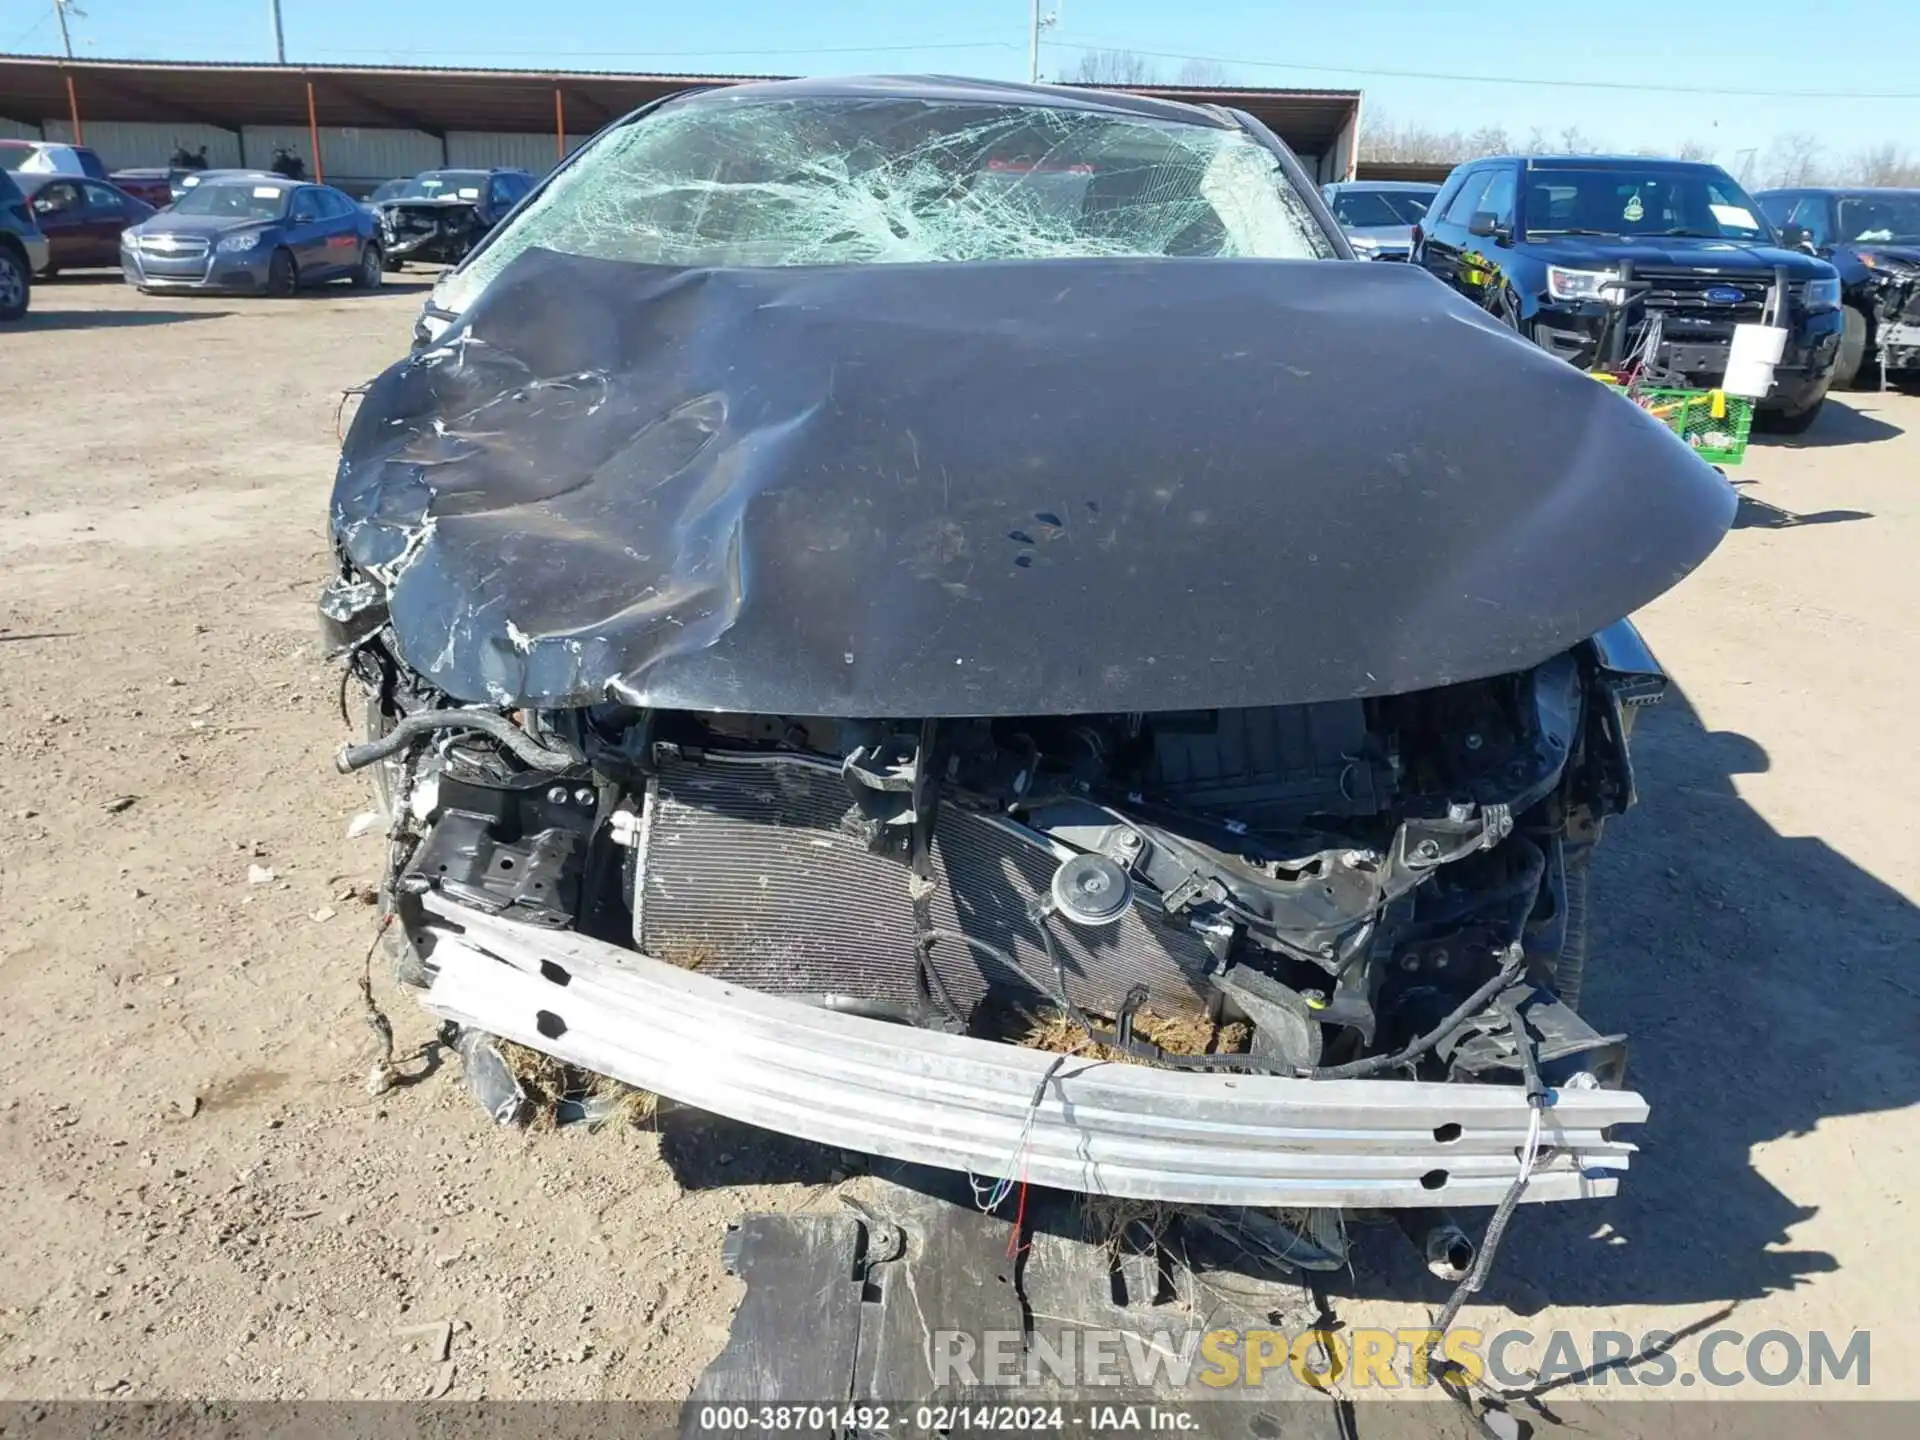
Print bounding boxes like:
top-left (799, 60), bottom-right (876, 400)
top-left (0, 54), bottom-right (1360, 167)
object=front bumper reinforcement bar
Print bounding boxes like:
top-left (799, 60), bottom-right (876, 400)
top-left (418, 894), bottom-right (1645, 1208)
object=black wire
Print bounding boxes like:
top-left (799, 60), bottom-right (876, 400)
top-left (912, 929), bottom-right (979, 1028)
top-left (1304, 944), bottom-right (1527, 1080)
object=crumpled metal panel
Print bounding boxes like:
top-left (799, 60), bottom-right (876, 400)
top-left (331, 249), bottom-right (1734, 716)
top-left (419, 895), bottom-right (1645, 1208)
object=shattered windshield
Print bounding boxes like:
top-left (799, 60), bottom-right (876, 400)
top-left (443, 96), bottom-right (1333, 308)
top-left (1838, 194), bottom-right (1920, 245)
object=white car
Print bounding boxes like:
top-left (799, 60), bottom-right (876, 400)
top-left (0, 139), bottom-right (110, 181)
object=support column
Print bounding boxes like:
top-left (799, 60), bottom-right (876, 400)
top-left (306, 77), bottom-right (324, 183)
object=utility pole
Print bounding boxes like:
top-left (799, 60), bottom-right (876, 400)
top-left (54, 0), bottom-right (77, 58)
top-left (270, 0), bottom-right (287, 64)
top-left (1028, 0), bottom-right (1057, 83)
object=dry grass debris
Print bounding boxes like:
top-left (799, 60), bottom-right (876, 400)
top-left (495, 1039), bottom-right (659, 1130)
top-left (1012, 1002), bottom-right (1249, 1066)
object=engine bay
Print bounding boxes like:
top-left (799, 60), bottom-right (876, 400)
top-left (337, 591), bottom-right (1653, 1095)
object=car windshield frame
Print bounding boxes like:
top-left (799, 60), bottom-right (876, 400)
top-left (393, 171), bottom-right (490, 202)
top-left (1330, 189), bottom-right (1433, 228)
top-left (1836, 193), bottom-right (1920, 246)
top-left (439, 94), bottom-right (1336, 312)
top-left (167, 181), bottom-right (292, 221)
top-left (1520, 165), bottom-right (1772, 242)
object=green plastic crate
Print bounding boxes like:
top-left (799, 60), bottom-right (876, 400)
top-left (1634, 387), bottom-right (1753, 466)
top-left (1593, 378), bottom-right (1753, 465)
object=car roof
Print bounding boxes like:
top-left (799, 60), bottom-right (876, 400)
top-left (10, 170), bottom-right (118, 192)
top-left (1477, 154), bottom-right (1730, 172)
top-left (1755, 185), bottom-right (1920, 197)
top-left (1328, 180), bottom-right (1438, 192)
top-left (659, 73), bottom-right (1238, 130)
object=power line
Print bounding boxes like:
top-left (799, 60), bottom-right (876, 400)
top-left (1048, 36), bottom-right (1920, 101)
top-left (6, 11), bottom-right (53, 48)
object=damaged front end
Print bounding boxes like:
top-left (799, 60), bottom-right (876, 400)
top-left (323, 82), bottom-right (1737, 1230)
top-left (1864, 254), bottom-right (1920, 373)
top-left (376, 199), bottom-right (488, 265)
top-left (323, 623), bottom-right (1658, 1208)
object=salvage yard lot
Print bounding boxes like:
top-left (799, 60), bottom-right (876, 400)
top-left (2, 279), bottom-right (1917, 1405)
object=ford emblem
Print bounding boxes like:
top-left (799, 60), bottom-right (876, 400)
top-left (1703, 285), bottom-right (1745, 304)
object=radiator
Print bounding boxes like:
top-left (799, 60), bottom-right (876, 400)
top-left (631, 750), bottom-right (1214, 1017)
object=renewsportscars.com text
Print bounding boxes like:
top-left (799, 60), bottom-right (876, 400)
top-left (930, 1326), bottom-right (1871, 1391)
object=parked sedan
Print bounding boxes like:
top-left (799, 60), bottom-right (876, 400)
top-left (122, 175), bottom-right (383, 295)
top-left (16, 173), bottom-right (154, 274)
top-left (1321, 180), bottom-right (1438, 260)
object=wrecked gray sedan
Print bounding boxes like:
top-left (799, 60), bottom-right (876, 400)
top-left (323, 78), bottom-right (1732, 1266)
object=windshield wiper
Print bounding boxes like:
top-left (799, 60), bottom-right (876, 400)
top-left (1657, 228), bottom-right (1728, 238)
top-left (1530, 227), bottom-right (1619, 237)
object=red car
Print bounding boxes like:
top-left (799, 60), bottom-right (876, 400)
top-left (15, 173), bottom-right (154, 275)
top-left (106, 168), bottom-right (180, 210)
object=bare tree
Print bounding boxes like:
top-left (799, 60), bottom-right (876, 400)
top-left (1174, 59), bottom-right (1234, 87)
top-left (1629, 139), bottom-right (1716, 161)
top-left (1464, 125), bottom-right (1514, 157)
top-left (1070, 49), bottom-right (1160, 86)
top-left (1358, 109), bottom-right (1467, 163)
top-left (1844, 142), bottom-right (1920, 187)
top-left (1764, 132), bottom-right (1827, 188)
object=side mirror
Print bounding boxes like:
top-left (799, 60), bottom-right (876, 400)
top-left (293, 208), bottom-right (316, 225)
top-left (1779, 223), bottom-right (1816, 254)
top-left (1467, 212), bottom-right (1510, 243)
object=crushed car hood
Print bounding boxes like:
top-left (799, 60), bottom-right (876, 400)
top-left (331, 249), bottom-right (1734, 715)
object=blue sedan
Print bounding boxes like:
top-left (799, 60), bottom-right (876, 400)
top-left (122, 175), bottom-right (383, 295)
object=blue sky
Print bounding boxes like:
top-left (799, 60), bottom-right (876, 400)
top-left (8, 0), bottom-right (1918, 166)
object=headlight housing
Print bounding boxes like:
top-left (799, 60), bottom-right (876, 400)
top-left (216, 232), bottom-right (262, 254)
top-left (1801, 276), bottom-right (1841, 311)
top-left (1547, 265), bottom-right (1624, 304)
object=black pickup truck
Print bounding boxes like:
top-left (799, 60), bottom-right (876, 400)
top-left (1415, 155), bottom-right (1845, 431)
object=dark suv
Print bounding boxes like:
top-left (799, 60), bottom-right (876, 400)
top-left (1415, 155), bottom-right (1844, 431)
top-left (1754, 187), bottom-right (1920, 387)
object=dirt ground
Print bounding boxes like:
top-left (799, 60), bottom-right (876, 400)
top-left (2, 277), bottom-right (1916, 1407)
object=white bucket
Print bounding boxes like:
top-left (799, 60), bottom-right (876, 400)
top-left (1723, 323), bottom-right (1787, 399)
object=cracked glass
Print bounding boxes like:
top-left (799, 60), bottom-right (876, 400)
top-left (441, 97), bottom-right (1333, 311)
